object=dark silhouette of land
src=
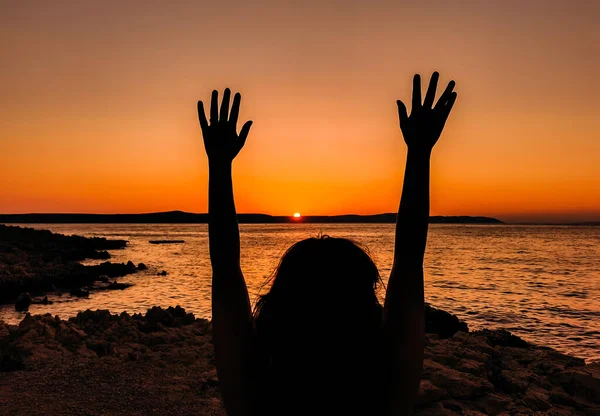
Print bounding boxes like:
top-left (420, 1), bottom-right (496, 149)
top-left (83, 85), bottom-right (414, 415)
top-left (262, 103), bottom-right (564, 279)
top-left (0, 210), bottom-right (503, 224)
top-left (0, 224), bottom-right (141, 306)
top-left (149, 240), bottom-right (186, 244)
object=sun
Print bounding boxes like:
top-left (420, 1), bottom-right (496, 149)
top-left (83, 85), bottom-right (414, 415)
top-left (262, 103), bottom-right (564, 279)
top-left (293, 212), bottom-right (301, 218)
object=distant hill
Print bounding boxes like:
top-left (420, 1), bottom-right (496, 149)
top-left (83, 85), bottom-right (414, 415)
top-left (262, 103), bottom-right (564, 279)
top-left (0, 211), bottom-right (504, 224)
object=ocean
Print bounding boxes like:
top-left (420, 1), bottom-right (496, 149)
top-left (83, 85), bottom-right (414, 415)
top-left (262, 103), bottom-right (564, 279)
top-left (1, 223), bottom-right (598, 362)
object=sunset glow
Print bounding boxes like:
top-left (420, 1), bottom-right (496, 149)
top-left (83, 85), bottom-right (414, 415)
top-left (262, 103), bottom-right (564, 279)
top-left (1, 2), bottom-right (599, 223)
top-left (293, 213), bottom-right (301, 218)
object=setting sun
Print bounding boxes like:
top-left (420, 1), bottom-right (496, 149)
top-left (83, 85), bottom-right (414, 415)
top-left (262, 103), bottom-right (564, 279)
top-left (293, 213), bottom-right (301, 218)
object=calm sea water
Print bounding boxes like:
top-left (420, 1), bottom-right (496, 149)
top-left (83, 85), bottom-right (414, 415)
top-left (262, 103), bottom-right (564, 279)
top-left (1, 224), bottom-right (598, 362)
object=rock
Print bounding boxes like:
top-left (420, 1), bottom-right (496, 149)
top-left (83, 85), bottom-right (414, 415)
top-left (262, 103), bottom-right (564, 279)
top-left (523, 386), bottom-right (552, 411)
top-left (158, 270), bottom-right (168, 276)
top-left (418, 380), bottom-right (449, 405)
top-left (95, 281), bottom-right (133, 291)
top-left (552, 362), bottom-right (600, 403)
top-left (17, 312), bottom-right (36, 330)
top-left (85, 340), bottom-right (115, 357)
top-left (94, 281), bottom-right (134, 291)
top-left (70, 288), bottom-right (90, 298)
top-left (0, 322), bottom-right (8, 338)
top-left (142, 306), bottom-right (195, 330)
top-left (452, 331), bottom-right (469, 342)
top-left (422, 359), bottom-right (494, 399)
top-left (498, 370), bottom-right (530, 393)
top-left (463, 333), bottom-right (498, 356)
top-left (109, 281), bottom-right (131, 290)
top-left (14, 293), bottom-right (33, 312)
top-left (93, 250), bottom-right (111, 260)
top-left (548, 386), bottom-right (583, 408)
top-left (15, 293), bottom-right (32, 312)
top-left (456, 359), bottom-right (486, 377)
top-left (71, 309), bottom-right (114, 333)
top-left (474, 328), bottom-right (530, 349)
top-left (98, 275), bottom-right (110, 283)
top-left (440, 401), bottom-right (465, 413)
top-left (31, 296), bottom-right (53, 305)
top-left (137, 263), bottom-right (147, 270)
top-left (89, 261), bottom-right (137, 278)
top-left (474, 393), bottom-right (511, 414)
top-left (544, 408), bottom-right (579, 416)
top-left (56, 323), bottom-right (87, 349)
top-left (0, 343), bottom-right (25, 371)
top-left (425, 304), bottom-right (468, 338)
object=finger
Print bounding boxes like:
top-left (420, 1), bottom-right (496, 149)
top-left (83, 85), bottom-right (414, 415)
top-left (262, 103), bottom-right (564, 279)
top-left (230, 92), bottom-right (241, 128)
top-left (423, 72), bottom-right (439, 109)
top-left (220, 88), bottom-right (231, 121)
top-left (412, 74), bottom-right (422, 110)
top-left (434, 80), bottom-right (455, 111)
top-left (444, 92), bottom-right (458, 116)
top-left (397, 100), bottom-right (408, 126)
top-left (197, 101), bottom-right (209, 131)
top-left (239, 120), bottom-right (253, 145)
top-left (210, 90), bottom-right (218, 123)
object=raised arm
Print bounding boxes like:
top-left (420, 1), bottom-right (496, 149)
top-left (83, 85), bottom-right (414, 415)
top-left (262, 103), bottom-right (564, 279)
top-left (198, 88), bottom-right (253, 416)
top-left (383, 73), bottom-right (457, 414)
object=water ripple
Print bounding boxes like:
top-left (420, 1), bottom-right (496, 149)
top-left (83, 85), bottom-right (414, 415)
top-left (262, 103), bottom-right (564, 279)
top-left (0, 223), bottom-right (598, 362)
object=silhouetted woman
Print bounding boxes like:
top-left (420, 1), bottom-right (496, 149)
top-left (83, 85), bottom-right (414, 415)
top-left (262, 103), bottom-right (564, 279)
top-left (197, 72), bottom-right (457, 416)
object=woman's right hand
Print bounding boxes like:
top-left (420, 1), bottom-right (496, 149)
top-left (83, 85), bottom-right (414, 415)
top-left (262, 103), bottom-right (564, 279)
top-left (396, 72), bottom-right (457, 155)
top-left (198, 88), bottom-right (253, 165)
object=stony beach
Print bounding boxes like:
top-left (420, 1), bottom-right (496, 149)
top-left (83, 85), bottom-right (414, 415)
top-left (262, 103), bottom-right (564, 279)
top-left (0, 305), bottom-right (598, 415)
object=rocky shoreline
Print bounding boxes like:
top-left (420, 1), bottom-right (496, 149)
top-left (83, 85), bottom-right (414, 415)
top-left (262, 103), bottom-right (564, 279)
top-left (0, 306), bottom-right (598, 415)
top-left (0, 225), bottom-right (144, 310)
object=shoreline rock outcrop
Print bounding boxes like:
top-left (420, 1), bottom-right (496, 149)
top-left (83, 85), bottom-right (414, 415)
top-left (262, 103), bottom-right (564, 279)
top-left (0, 225), bottom-right (141, 307)
top-left (0, 306), bottom-right (597, 415)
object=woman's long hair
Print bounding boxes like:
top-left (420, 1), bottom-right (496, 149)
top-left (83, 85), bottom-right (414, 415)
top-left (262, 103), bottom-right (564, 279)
top-left (251, 235), bottom-right (385, 414)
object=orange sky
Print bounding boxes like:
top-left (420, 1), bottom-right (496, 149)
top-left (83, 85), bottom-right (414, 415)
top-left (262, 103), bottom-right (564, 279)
top-left (1, 1), bottom-right (599, 223)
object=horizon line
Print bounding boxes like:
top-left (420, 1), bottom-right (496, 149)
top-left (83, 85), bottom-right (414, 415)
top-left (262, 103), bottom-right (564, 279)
top-left (0, 210), bottom-right (598, 225)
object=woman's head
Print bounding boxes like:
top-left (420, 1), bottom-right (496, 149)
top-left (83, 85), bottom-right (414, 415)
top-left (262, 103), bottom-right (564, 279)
top-left (255, 235), bottom-right (381, 322)
top-left (253, 235), bottom-right (383, 353)
top-left (251, 236), bottom-right (385, 412)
